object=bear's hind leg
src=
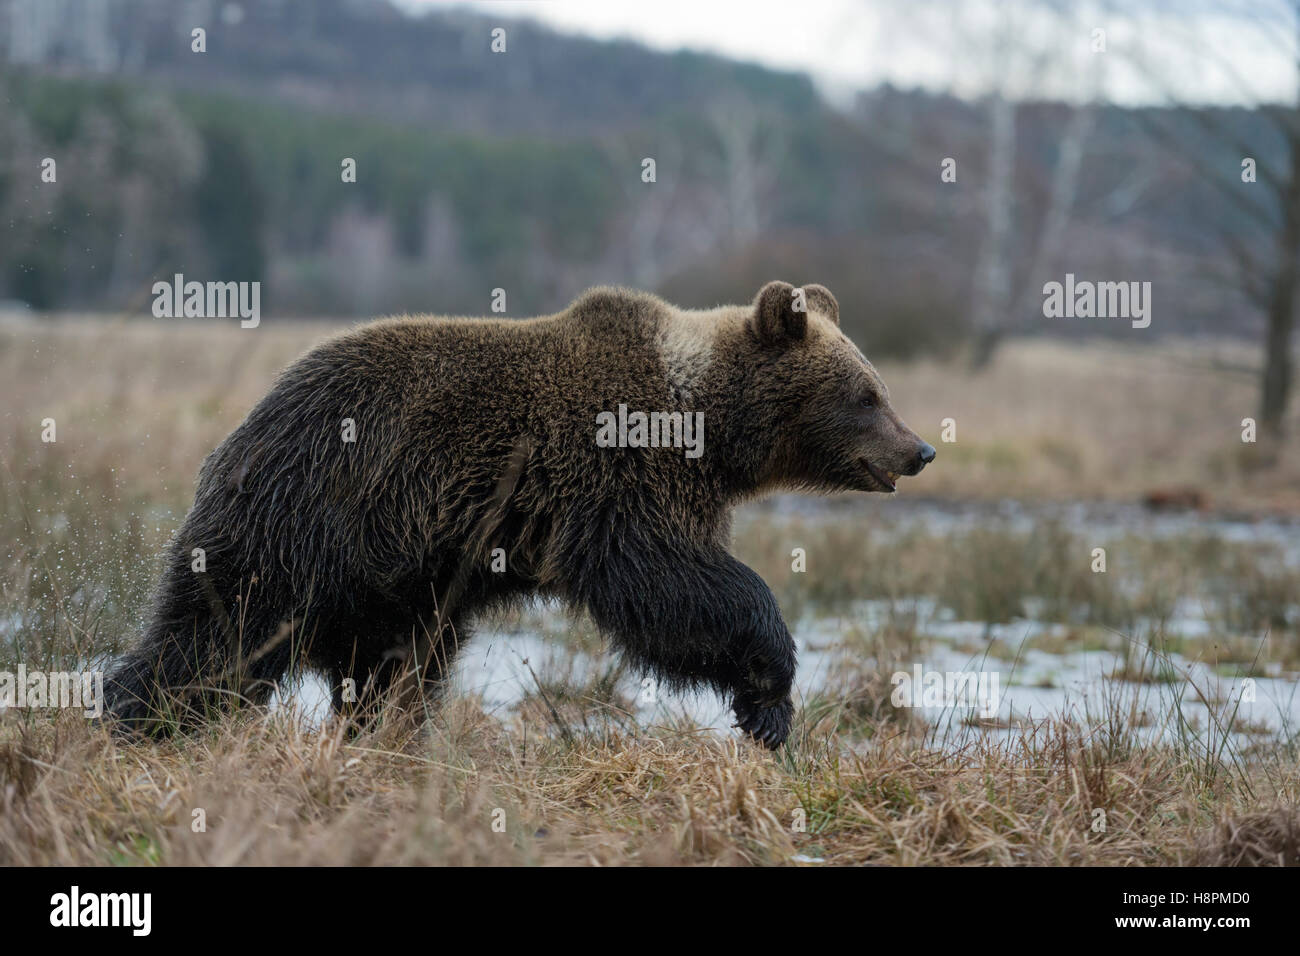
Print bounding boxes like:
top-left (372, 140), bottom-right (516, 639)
top-left (103, 565), bottom-right (299, 735)
top-left (323, 614), bottom-right (468, 728)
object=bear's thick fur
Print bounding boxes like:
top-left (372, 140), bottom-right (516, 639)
top-left (104, 281), bottom-right (934, 748)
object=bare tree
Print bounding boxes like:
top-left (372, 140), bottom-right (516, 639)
top-left (933, 0), bottom-right (1107, 366)
top-left (1129, 0), bottom-right (1300, 444)
top-left (970, 91), bottom-right (1018, 366)
top-left (598, 133), bottom-right (745, 290)
top-left (704, 96), bottom-right (787, 245)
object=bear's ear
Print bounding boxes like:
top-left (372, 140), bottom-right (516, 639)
top-left (804, 283), bottom-right (839, 326)
top-left (753, 280), bottom-right (807, 345)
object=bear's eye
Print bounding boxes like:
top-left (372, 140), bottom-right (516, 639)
top-left (861, 394), bottom-right (875, 409)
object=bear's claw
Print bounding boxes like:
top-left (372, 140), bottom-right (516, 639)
top-left (733, 694), bottom-right (793, 750)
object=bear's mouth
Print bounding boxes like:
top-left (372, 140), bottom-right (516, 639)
top-left (862, 460), bottom-right (899, 492)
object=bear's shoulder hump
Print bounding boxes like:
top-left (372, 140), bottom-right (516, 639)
top-left (567, 286), bottom-right (665, 332)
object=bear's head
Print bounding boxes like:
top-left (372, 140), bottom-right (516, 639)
top-left (740, 280), bottom-right (935, 494)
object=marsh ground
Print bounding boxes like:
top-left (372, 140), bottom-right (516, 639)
top-left (1, 318), bottom-right (1297, 865)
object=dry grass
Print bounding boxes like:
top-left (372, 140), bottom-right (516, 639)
top-left (734, 515), bottom-right (1300, 655)
top-left (1195, 806), bottom-right (1300, 866)
top-left (891, 337), bottom-right (1300, 509)
top-left (1, 695), bottom-right (1297, 867)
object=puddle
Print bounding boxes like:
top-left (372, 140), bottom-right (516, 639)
top-left (60, 497), bottom-right (1300, 749)
top-left (279, 600), bottom-right (1299, 751)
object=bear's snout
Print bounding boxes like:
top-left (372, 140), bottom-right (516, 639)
top-left (915, 439), bottom-right (935, 473)
top-left (906, 441), bottom-right (937, 476)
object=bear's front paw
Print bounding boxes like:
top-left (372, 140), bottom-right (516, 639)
top-left (732, 693), bottom-right (793, 750)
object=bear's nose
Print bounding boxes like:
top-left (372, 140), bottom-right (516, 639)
top-left (917, 442), bottom-right (936, 467)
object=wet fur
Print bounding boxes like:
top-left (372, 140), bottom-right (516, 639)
top-left (104, 282), bottom-right (930, 748)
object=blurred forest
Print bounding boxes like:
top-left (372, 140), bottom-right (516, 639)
top-left (0, 0), bottom-right (1287, 372)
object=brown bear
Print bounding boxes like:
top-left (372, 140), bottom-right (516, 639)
top-left (103, 280), bottom-right (934, 748)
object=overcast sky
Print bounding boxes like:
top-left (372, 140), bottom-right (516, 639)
top-left (393, 0), bottom-right (1297, 107)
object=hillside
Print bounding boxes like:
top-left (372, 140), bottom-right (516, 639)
top-left (0, 0), bottom-right (1276, 348)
